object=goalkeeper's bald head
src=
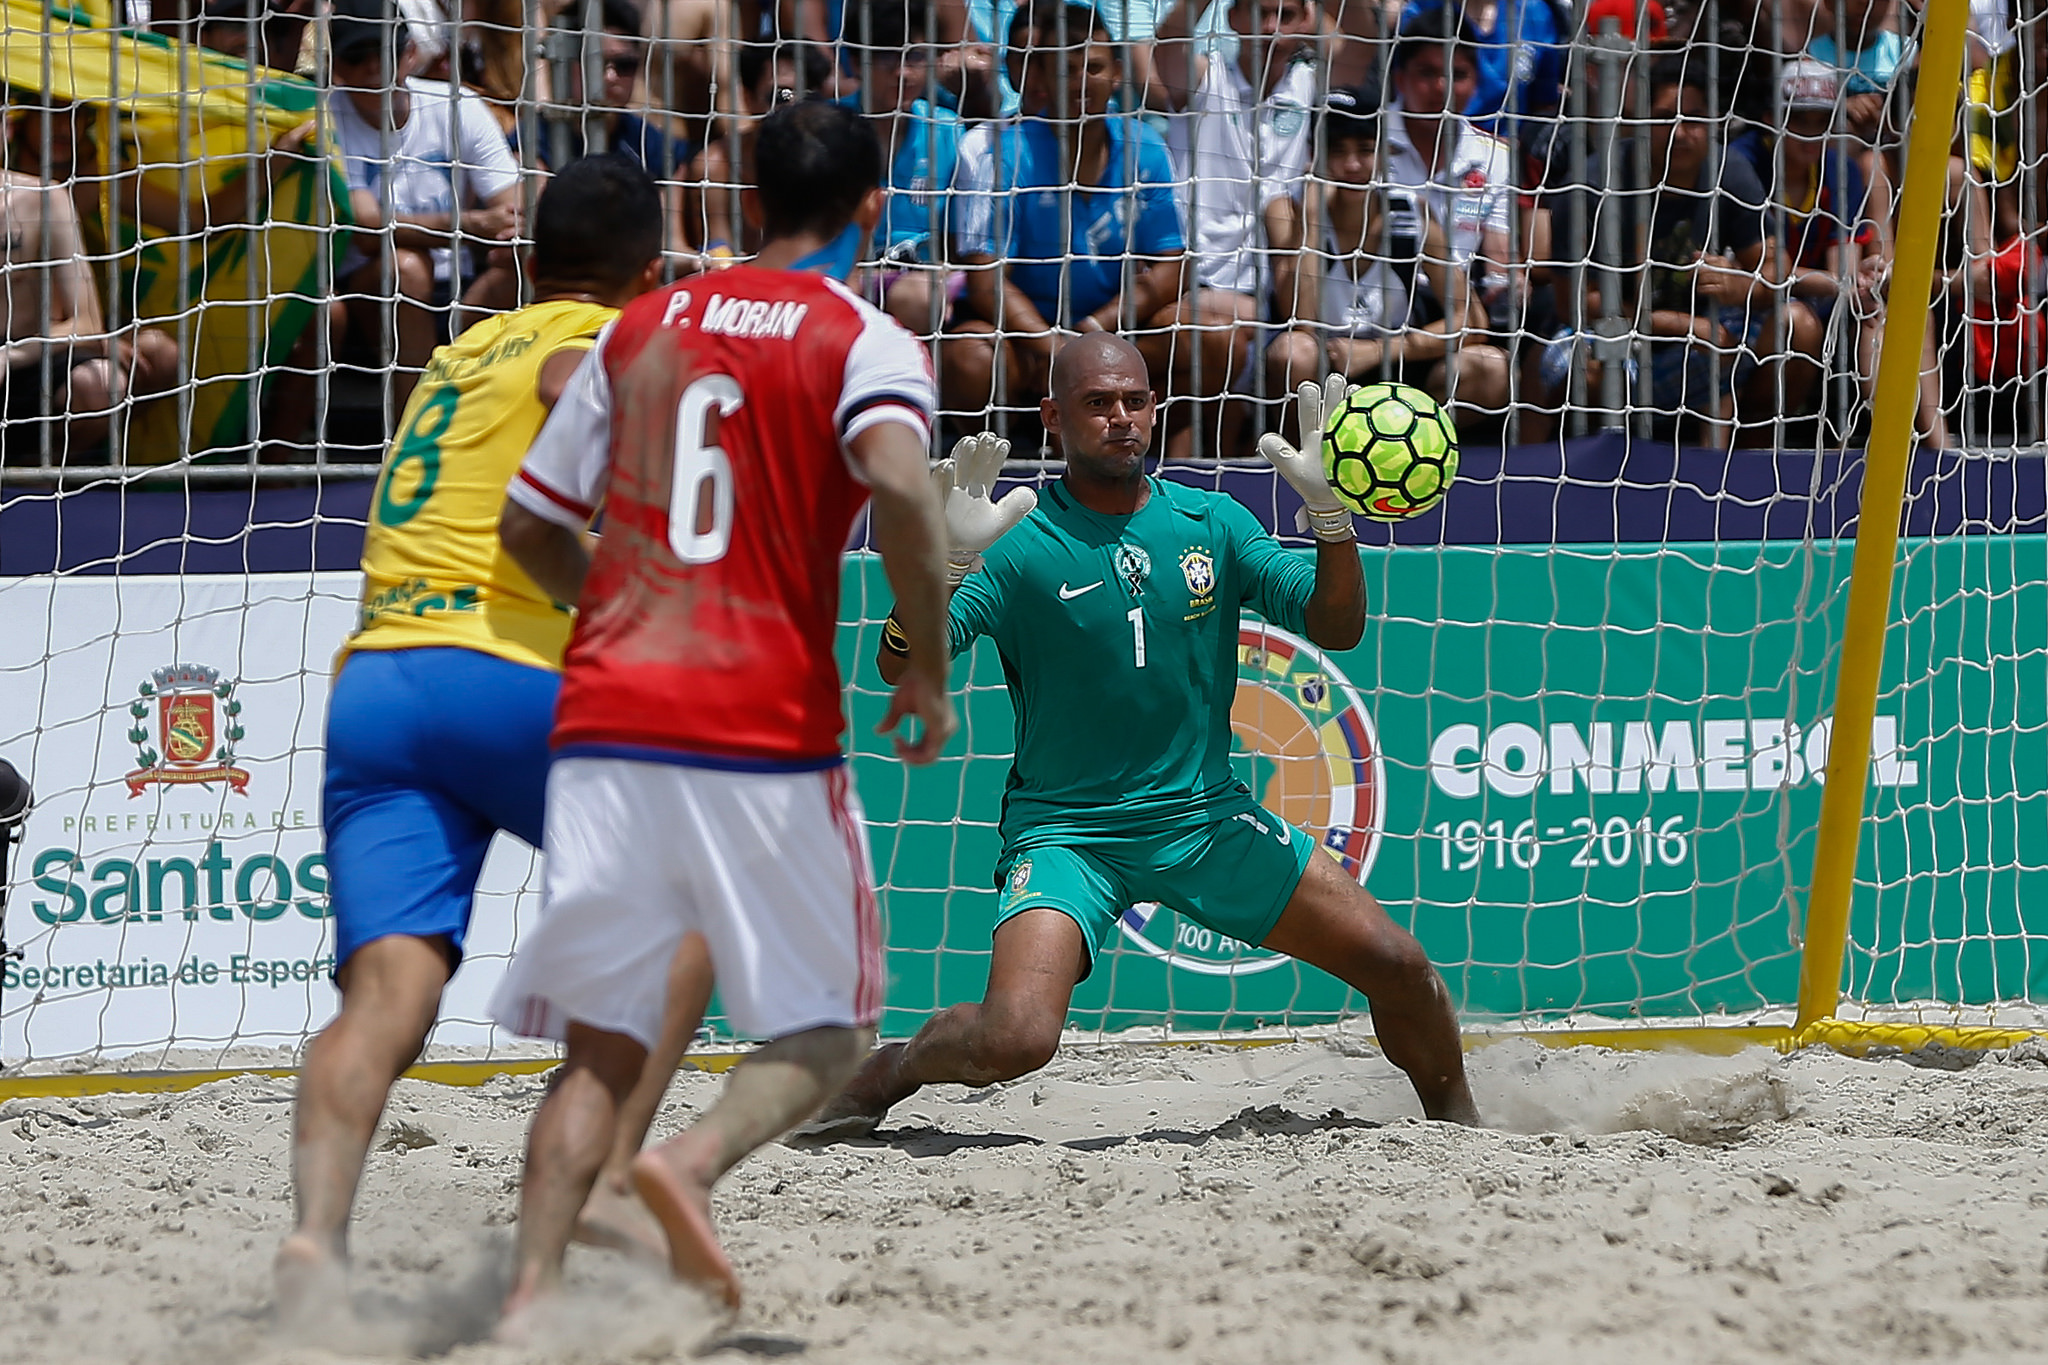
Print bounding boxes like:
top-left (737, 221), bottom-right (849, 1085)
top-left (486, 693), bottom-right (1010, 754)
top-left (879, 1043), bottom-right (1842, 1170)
top-left (1044, 332), bottom-right (1154, 474)
top-left (1049, 333), bottom-right (1145, 404)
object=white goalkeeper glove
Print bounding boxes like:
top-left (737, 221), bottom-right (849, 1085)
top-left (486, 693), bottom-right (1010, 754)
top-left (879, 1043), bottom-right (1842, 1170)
top-left (935, 431), bottom-right (1038, 585)
top-left (1256, 373), bottom-right (1357, 543)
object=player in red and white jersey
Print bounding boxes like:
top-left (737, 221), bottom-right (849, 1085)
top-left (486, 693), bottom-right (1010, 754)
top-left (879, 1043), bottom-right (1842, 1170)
top-left (505, 235), bottom-right (939, 767)
top-left (490, 99), bottom-right (955, 1322)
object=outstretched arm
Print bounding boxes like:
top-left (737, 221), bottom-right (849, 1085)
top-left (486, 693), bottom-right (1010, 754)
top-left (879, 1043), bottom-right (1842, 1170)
top-left (859, 422), bottom-right (958, 764)
top-left (1257, 375), bottom-right (1364, 651)
top-left (1304, 534), bottom-right (1366, 651)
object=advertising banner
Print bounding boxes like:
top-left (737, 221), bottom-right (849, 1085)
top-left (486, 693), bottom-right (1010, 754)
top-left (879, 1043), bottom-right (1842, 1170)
top-left (2, 536), bottom-right (2042, 1059)
top-left (0, 573), bottom-right (536, 1062)
top-left (851, 535), bottom-right (2048, 1036)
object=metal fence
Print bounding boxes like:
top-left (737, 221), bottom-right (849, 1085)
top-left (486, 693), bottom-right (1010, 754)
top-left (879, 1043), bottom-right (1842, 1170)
top-left (0, 0), bottom-right (2041, 481)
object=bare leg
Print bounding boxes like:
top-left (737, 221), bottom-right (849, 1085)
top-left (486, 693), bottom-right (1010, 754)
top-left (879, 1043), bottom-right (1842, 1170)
top-left (1139, 293), bottom-right (1255, 462)
top-left (937, 322), bottom-right (999, 436)
top-left (631, 1023), bottom-right (872, 1307)
top-left (1439, 344), bottom-right (1512, 427)
top-left (1261, 851), bottom-right (1480, 1125)
top-left (501, 1023), bottom-right (648, 1330)
top-left (1914, 319), bottom-right (1952, 450)
top-left (800, 909), bottom-right (1085, 1141)
top-left (454, 260), bottom-right (520, 337)
top-left (574, 932), bottom-right (714, 1260)
top-left (277, 934), bottom-right (450, 1323)
top-left (882, 271), bottom-right (942, 339)
top-left (1263, 329), bottom-right (1324, 440)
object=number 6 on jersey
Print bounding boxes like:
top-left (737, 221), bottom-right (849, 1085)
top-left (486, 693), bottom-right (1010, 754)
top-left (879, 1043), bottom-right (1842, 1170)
top-left (670, 375), bottom-right (742, 564)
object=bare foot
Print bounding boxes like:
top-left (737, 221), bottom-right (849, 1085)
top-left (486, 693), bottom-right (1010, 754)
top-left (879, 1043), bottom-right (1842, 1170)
top-left (1435, 1095), bottom-right (1484, 1126)
top-left (496, 1264), bottom-right (559, 1345)
top-left (273, 1233), bottom-right (349, 1336)
top-left (575, 1173), bottom-right (669, 1263)
top-left (495, 1285), bottom-right (552, 1342)
top-left (788, 1043), bottom-right (904, 1144)
top-left (630, 1144), bottom-right (741, 1310)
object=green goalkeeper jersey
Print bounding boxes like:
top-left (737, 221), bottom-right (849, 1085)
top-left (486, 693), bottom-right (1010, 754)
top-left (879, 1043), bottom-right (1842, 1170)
top-left (948, 476), bottom-right (1322, 850)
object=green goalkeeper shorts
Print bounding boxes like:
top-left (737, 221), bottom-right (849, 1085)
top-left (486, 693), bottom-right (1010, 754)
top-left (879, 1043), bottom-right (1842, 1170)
top-left (992, 809), bottom-right (1317, 980)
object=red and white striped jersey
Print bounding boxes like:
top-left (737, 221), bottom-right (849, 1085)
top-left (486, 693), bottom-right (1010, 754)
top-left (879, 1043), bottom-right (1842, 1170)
top-left (509, 266), bottom-right (934, 768)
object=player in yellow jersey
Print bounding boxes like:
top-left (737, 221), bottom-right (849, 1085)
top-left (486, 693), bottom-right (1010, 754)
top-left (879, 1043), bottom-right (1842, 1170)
top-left (278, 157), bottom-right (700, 1322)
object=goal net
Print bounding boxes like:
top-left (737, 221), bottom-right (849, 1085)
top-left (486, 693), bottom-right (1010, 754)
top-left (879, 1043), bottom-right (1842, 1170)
top-left (0, 0), bottom-right (2044, 1077)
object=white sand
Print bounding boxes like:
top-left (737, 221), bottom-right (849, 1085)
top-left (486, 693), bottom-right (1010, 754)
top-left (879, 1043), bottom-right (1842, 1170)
top-left (5, 1039), bottom-right (2048, 1365)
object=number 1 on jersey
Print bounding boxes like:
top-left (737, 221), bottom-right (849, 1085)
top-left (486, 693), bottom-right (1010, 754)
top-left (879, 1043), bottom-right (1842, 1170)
top-left (669, 374), bottom-right (744, 564)
top-left (1127, 605), bottom-right (1147, 668)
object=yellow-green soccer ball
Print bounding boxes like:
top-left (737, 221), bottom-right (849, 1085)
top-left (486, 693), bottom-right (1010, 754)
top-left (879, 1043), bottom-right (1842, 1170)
top-left (1321, 382), bottom-right (1460, 521)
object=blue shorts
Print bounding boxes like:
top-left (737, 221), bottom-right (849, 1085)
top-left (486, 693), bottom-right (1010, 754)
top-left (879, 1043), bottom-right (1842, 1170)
top-left (323, 646), bottom-right (558, 971)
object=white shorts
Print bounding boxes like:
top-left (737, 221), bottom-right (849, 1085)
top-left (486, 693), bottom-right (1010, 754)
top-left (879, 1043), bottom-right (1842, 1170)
top-left (490, 756), bottom-right (883, 1048)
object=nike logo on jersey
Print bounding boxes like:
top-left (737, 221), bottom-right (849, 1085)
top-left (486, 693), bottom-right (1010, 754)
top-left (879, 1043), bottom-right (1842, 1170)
top-left (1058, 581), bottom-right (1104, 600)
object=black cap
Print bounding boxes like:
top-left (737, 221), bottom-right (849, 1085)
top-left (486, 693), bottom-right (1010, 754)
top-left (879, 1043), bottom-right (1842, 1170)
top-left (1318, 85), bottom-right (1379, 144)
top-left (329, 0), bottom-right (407, 64)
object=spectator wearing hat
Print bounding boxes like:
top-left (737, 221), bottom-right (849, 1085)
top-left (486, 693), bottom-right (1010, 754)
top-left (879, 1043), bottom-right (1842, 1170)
top-left (1267, 90), bottom-right (1508, 427)
top-left (324, 0), bottom-right (524, 407)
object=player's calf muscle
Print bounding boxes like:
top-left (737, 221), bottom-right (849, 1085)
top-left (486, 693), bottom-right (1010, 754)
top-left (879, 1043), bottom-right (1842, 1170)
top-left (964, 1006), bottom-right (1061, 1083)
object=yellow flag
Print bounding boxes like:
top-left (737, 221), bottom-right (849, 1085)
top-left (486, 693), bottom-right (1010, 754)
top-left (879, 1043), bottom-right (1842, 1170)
top-left (0, 1), bottom-right (352, 461)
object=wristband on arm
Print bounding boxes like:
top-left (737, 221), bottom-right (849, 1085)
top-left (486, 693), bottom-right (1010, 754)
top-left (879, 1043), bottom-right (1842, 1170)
top-left (880, 612), bottom-right (912, 657)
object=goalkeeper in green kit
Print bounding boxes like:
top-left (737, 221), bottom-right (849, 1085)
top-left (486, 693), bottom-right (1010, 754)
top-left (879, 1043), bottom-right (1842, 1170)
top-left (807, 335), bottom-right (1478, 1137)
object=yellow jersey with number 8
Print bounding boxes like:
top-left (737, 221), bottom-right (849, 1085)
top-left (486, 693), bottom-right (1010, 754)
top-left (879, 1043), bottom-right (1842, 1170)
top-left (344, 298), bottom-right (616, 671)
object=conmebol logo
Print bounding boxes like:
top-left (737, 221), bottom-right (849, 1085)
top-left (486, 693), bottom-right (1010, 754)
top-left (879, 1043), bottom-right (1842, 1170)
top-left (1427, 717), bottom-right (1920, 799)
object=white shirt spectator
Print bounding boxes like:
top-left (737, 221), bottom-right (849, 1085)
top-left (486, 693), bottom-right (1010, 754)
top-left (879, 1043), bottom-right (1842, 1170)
top-left (1312, 188), bottom-right (1426, 339)
top-left (327, 76), bottom-right (521, 285)
top-left (1969, 0), bottom-right (2014, 57)
top-left (1380, 98), bottom-right (1511, 270)
top-left (1167, 53), bottom-right (1316, 296)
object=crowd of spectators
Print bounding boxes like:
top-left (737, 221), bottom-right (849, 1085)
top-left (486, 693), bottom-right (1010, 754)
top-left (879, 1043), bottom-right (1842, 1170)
top-left (0, 0), bottom-right (2043, 465)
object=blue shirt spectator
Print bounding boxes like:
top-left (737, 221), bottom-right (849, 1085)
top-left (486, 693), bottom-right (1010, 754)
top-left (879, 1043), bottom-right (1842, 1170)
top-left (520, 111), bottom-right (688, 178)
top-left (839, 1), bottom-right (962, 263)
top-left (874, 99), bottom-right (962, 261)
top-left (959, 0), bottom-right (1225, 116)
top-left (1463, 0), bottom-right (1565, 129)
top-left (953, 113), bottom-right (1184, 321)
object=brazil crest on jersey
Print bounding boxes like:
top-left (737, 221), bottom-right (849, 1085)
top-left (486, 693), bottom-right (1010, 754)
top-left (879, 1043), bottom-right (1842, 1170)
top-left (344, 298), bottom-right (616, 672)
top-left (947, 477), bottom-right (1320, 850)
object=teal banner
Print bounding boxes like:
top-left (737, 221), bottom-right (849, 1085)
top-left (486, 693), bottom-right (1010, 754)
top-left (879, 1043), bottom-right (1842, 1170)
top-left (841, 536), bottom-right (2048, 1037)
